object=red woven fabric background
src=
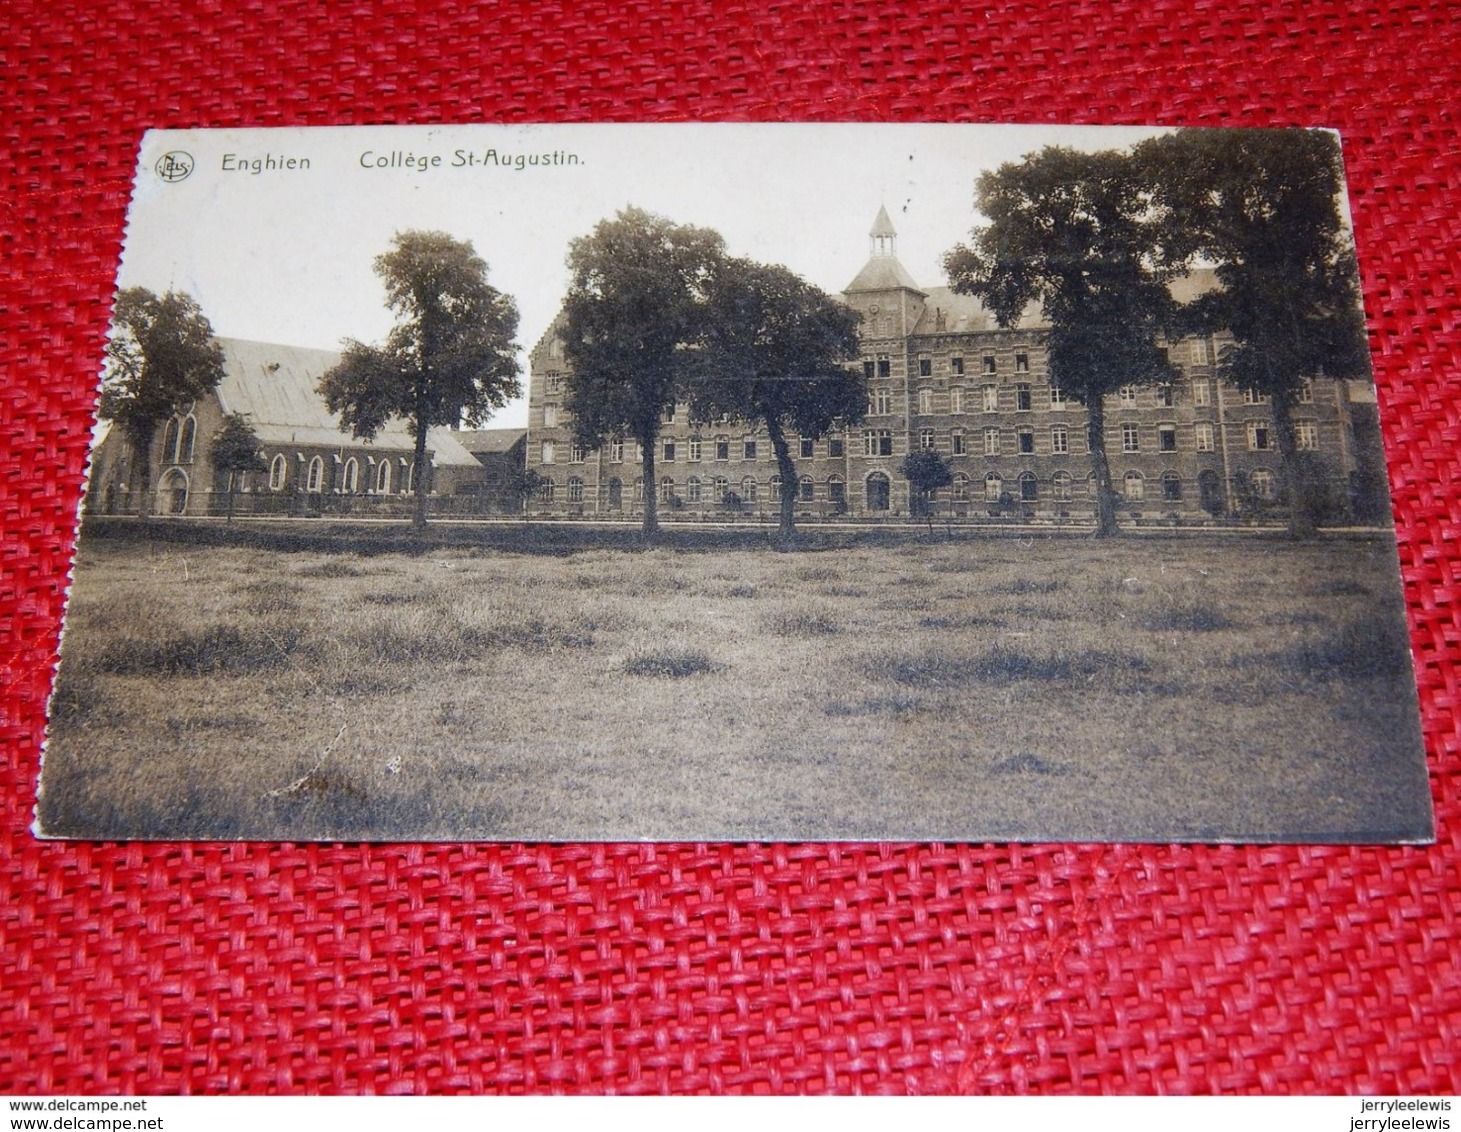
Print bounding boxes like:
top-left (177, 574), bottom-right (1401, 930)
top-left (2, 0), bottom-right (1458, 1094)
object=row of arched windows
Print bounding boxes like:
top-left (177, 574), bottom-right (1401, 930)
top-left (255, 453), bottom-right (415, 495)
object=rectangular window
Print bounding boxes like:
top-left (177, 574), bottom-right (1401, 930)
top-left (920, 428), bottom-right (936, 450)
top-left (662, 440), bottom-right (675, 462)
top-left (570, 444), bottom-right (585, 463)
top-left (1158, 425), bottom-right (1177, 452)
top-left (545, 373), bottom-right (563, 395)
top-left (1017, 429), bottom-right (1035, 455)
top-left (1189, 338), bottom-right (1212, 365)
top-left (918, 355), bottom-right (932, 377)
top-left (918, 387), bottom-right (933, 414)
top-left (799, 477), bottom-right (814, 502)
top-left (950, 357), bottom-right (964, 376)
top-left (829, 479), bottom-right (846, 505)
top-left (1051, 425), bottom-right (1068, 454)
top-left (863, 359), bottom-right (876, 380)
top-left (982, 386), bottom-right (999, 413)
top-left (1248, 421), bottom-right (1271, 451)
top-left (543, 404), bottom-right (558, 428)
top-left (1299, 378), bottom-right (1315, 404)
top-left (1049, 382), bottom-right (1067, 409)
top-left (1155, 384), bottom-right (1174, 407)
top-left (800, 437), bottom-right (814, 459)
top-left (716, 438), bottom-right (729, 461)
top-left (611, 439), bottom-right (624, 463)
top-left (540, 440), bottom-right (555, 464)
top-left (877, 356), bottom-right (891, 378)
top-left (951, 430), bottom-right (966, 456)
top-left (1296, 420), bottom-right (1319, 450)
top-left (1195, 421), bottom-right (1215, 452)
top-left (984, 427), bottom-right (1000, 456)
top-left (1015, 354), bottom-right (1029, 373)
top-left (1119, 385), bottom-right (1139, 406)
top-left (949, 387), bottom-right (964, 415)
top-left (743, 439), bottom-right (757, 460)
top-left (1015, 384), bottom-right (1032, 411)
top-left (863, 430), bottom-right (892, 457)
top-left (982, 355), bottom-right (997, 375)
top-left (828, 436), bottom-right (844, 458)
top-left (1121, 423), bottom-right (1140, 453)
top-left (1243, 388), bottom-right (1270, 405)
top-left (1193, 378), bottom-right (1211, 407)
top-left (870, 387), bottom-right (893, 415)
top-left (688, 436), bottom-right (701, 461)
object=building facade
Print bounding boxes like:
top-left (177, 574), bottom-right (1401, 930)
top-left (524, 210), bottom-right (1387, 525)
top-left (87, 338), bottom-right (485, 518)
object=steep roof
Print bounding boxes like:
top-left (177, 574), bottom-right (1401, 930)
top-left (455, 428), bottom-right (527, 457)
top-left (869, 204), bottom-right (898, 238)
top-left (913, 287), bottom-right (1046, 335)
top-left (213, 338), bottom-right (481, 467)
top-left (843, 255), bottom-right (927, 296)
top-left (908, 268), bottom-right (1222, 336)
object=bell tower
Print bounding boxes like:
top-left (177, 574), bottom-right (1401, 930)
top-left (842, 205), bottom-right (927, 340)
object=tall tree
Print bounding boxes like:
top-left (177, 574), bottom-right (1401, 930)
top-left (944, 147), bottom-right (1179, 536)
top-left (685, 257), bottom-right (865, 538)
top-left (209, 412), bottom-right (266, 523)
top-left (319, 231), bottom-right (520, 530)
top-left (98, 288), bottom-right (226, 517)
top-left (561, 207), bottom-right (726, 539)
top-left (1136, 128), bottom-right (1371, 537)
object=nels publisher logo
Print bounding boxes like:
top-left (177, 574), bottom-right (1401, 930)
top-left (154, 151), bottom-right (194, 183)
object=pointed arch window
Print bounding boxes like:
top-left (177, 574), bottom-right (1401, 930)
top-left (178, 415), bottom-right (197, 463)
top-left (269, 454), bottom-right (287, 492)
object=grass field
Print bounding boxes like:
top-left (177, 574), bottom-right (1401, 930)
top-left (38, 524), bottom-right (1433, 842)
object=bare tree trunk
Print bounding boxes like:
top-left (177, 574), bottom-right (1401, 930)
top-left (130, 423), bottom-right (156, 519)
top-left (765, 418), bottom-right (798, 540)
top-left (1086, 394), bottom-right (1119, 536)
top-left (1271, 393), bottom-right (1316, 539)
top-left (639, 431), bottom-right (658, 540)
top-left (226, 470), bottom-right (236, 524)
top-left (412, 416), bottom-right (430, 531)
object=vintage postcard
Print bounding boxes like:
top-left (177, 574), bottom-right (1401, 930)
top-left (37, 123), bottom-right (1434, 842)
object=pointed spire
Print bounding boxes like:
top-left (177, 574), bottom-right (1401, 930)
top-left (844, 206), bottom-right (925, 298)
top-left (869, 205), bottom-right (897, 257)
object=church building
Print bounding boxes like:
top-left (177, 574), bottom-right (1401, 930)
top-left (522, 209), bottom-right (1387, 525)
top-left (86, 338), bottom-right (484, 518)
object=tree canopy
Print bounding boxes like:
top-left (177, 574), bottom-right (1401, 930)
top-left (900, 448), bottom-right (954, 525)
top-left (561, 207), bottom-right (726, 538)
top-left (209, 412), bottom-right (266, 521)
top-left (686, 256), bottom-right (864, 536)
top-left (1135, 128), bottom-right (1371, 535)
top-left (319, 230), bottom-right (520, 529)
top-left (99, 287), bottom-right (225, 515)
top-left (944, 146), bottom-right (1180, 535)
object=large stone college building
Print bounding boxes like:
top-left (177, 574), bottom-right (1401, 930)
top-left (524, 209), bottom-right (1388, 524)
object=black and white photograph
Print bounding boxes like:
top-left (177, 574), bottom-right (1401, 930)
top-left (37, 123), bottom-right (1434, 842)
